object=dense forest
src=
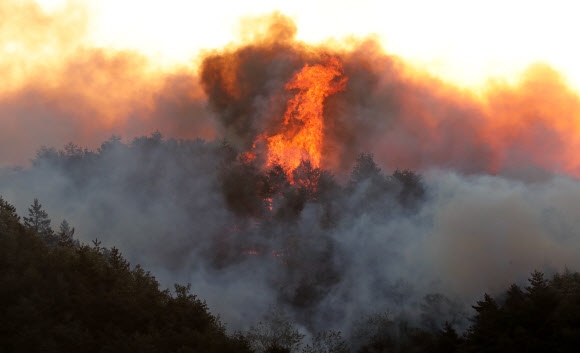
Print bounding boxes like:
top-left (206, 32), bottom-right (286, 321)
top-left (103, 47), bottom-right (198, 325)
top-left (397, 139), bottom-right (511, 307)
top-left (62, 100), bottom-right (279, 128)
top-left (2, 134), bottom-right (580, 351)
top-left (0, 133), bottom-right (430, 325)
top-left (3, 194), bottom-right (580, 352)
top-left (0, 195), bottom-right (252, 352)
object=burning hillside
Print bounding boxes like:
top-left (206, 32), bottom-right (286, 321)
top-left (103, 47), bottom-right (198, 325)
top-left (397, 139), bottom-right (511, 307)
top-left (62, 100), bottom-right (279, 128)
top-left (3, 3), bottom-right (580, 338)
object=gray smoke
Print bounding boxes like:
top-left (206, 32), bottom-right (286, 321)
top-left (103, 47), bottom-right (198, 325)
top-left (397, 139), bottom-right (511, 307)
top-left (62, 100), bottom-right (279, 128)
top-left (2, 142), bottom-right (580, 335)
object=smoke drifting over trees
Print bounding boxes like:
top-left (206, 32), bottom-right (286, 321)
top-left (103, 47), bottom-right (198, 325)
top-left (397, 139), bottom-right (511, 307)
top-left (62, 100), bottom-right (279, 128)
top-left (3, 133), bottom-right (580, 337)
top-left (2, 4), bottom-right (580, 348)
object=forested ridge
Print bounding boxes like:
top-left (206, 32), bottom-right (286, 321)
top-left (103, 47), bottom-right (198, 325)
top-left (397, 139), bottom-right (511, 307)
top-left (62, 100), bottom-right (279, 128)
top-left (0, 195), bottom-right (252, 353)
top-left (3, 195), bottom-right (580, 352)
top-left (2, 134), bottom-right (580, 352)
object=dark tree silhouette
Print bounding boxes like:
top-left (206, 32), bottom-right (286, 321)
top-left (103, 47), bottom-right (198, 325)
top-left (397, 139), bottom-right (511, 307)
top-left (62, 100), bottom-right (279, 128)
top-left (247, 308), bottom-right (305, 353)
top-left (0, 195), bottom-right (253, 353)
top-left (23, 198), bottom-right (55, 244)
top-left (57, 219), bottom-right (77, 247)
top-left (349, 152), bottom-right (383, 187)
top-left (392, 169), bottom-right (425, 209)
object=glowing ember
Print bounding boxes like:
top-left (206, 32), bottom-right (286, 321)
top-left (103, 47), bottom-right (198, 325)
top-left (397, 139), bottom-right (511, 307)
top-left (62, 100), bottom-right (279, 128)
top-left (263, 56), bottom-right (347, 174)
top-left (265, 197), bottom-right (273, 211)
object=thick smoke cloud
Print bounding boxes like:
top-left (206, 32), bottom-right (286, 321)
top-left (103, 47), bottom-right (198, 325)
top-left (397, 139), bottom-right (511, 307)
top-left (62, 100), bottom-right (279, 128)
top-left (3, 141), bottom-right (580, 335)
top-left (200, 15), bottom-right (580, 177)
top-left (0, 0), bottom-right (214, 167)
top-left (2, 6), bottom-right (580, 337)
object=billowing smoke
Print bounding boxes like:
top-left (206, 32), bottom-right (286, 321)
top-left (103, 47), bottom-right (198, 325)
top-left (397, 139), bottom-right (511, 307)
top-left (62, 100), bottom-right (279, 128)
top-left (200, 17), bottom-right (580, 177)
top-left (2, 3), bottom-right (580, 337)
top-left (0, 0), bottom-right (214, 167)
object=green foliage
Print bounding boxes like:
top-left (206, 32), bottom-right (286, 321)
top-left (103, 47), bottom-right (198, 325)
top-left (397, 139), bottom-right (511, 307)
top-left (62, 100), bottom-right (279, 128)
top-left (462, 270), bottom-right (580, 353)
top-left (10, 135), bottom-right (580, 353)
top-left (23, 198), bottom-right (56, 245)
top-left (24, 138), bottom-right (428, 313)
top-left (0, 196), bottom-right (251, 353)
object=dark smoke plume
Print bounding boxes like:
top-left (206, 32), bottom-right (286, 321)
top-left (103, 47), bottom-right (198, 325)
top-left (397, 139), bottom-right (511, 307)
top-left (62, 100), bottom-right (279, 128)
top-left (199, 14), bottom-right (580, 177)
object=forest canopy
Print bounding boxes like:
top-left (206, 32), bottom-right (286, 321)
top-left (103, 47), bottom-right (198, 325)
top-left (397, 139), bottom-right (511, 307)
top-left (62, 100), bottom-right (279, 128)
top-left (2, 134), bottom-right (580, 352)
top-left (2, 193), bottom-right (580, 352)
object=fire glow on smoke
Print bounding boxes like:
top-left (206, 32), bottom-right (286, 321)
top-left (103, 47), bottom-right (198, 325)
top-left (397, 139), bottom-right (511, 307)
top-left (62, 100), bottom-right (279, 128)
top-left (4, 1), bottom-right (580, 335)
top-left (260, 56), bottom-right (347, 175)
top-left (3, 2), bottom-right (580, 179)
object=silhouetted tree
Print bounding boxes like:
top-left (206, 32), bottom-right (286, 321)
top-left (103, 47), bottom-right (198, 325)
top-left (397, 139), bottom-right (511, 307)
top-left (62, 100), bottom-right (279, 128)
top-left (32, 146), bottom-right (59, 167)
top-left (432, 322), bottom-right (462, 353)
top-left (349, 153), bottom-right (382, 187)
top-left (57, 219), bottom-right (76, 247)
top-left (0, 196), bottom-right (253, 353)
top-left (23, 198), bottom-right (55, 244)
top-left (463, 293), bottom-right (501, 352)
top-left (293, 160), bottom-right (322, 201)
top-left (221, 161), bottom-right (267, 217)
top-left (246, 308), bottom-right (305, 353)
top-left (0, 195), bottom-right (20, 228)
top-left (265, 164), bottom-right (291, 197)
top-left (392, 169), bottom-right (425, 209)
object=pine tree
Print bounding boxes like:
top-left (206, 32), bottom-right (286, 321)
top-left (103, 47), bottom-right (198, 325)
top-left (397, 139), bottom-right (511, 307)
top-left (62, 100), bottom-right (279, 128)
top-left (0, 195), bottom-right (20, 232)
top-left (349, 153), bottom-right (382, 186)
top-left (23, 198), bottom-right (55, 244)
top-left (57, 219), bottom-right (76, 247)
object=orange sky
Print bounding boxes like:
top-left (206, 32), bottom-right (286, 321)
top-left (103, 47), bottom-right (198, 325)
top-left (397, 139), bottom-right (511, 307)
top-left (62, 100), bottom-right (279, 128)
top-left (2, 0), bottom-right (580, 177)
top-left (32, 0), bottom-right (580, 92)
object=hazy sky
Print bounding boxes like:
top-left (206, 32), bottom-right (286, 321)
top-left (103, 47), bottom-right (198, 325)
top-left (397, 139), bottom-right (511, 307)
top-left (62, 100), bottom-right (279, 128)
top-left (35, 0), bottom-right (580, 91)
top-left (2, 0), bottom-right (579, 169)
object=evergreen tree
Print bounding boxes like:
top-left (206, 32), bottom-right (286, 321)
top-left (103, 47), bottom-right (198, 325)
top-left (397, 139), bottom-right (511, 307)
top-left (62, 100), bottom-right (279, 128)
top-left (57, 219), bottom-right (76, 247)
top-left (392, 169), bottom-right (425, 209)
top-left (23, 198), bottom-right (55, 244)
top-left (349, 153), bottom-right (382, 187)
top-left (0, 196), bottom-right (20, 227)
top-left (432, 322), bottom-right (462, 353)
top-left (0, 198), bottom-right (253, 353)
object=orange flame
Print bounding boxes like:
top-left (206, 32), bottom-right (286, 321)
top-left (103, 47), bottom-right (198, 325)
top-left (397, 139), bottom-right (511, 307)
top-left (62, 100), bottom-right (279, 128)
top-left (264, 56), bottom-right (348, 174)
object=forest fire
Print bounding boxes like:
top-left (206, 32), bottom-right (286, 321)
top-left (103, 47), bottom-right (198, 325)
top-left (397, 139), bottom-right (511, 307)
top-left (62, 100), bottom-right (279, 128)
top-left (4, 3), bottom-right (580, 181)
top-left (7, 4), bottom-right (580, 348)
top-left (260, 56), bottom-right (348, 175)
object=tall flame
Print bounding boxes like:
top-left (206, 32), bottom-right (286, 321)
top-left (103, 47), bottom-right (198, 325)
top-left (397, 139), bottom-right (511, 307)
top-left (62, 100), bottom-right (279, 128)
top-left (264, 56), bottom-right (347, 174)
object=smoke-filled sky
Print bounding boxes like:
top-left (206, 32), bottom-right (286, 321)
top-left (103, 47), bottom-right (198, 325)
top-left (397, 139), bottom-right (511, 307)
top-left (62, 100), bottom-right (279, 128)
top-left (4, 0), bottom-right (580, 335)
top-left (35, 0), bottom-right (580, 89)
top-left (3, 0), bottom-right (580, 173)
